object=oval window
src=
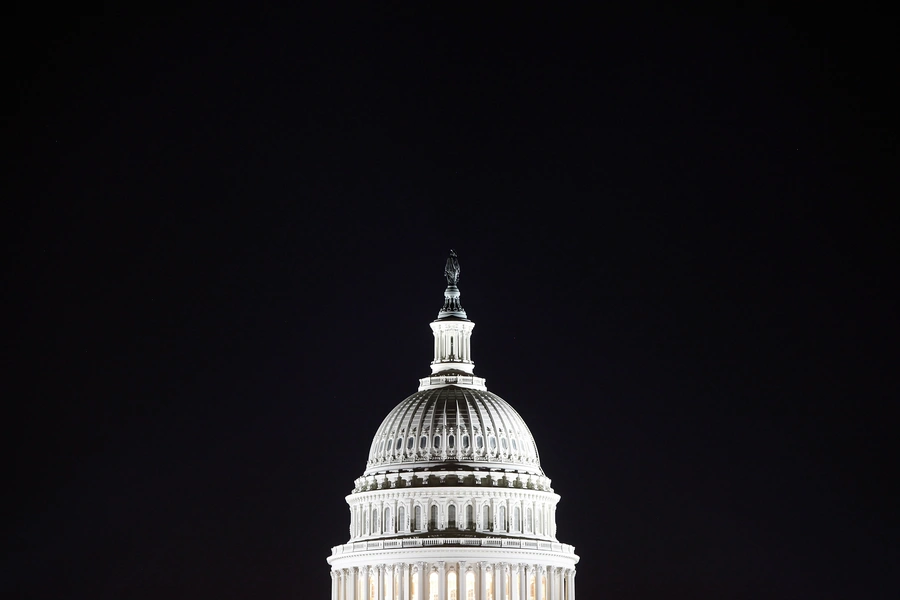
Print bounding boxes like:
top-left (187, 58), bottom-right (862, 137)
top-left (407, 437), bottom-right (414, 450)
top-left (462, 435), bottom-right (470, 449)
top-left (489, 437), bottom-right (497, 450)
top-left (395, 438), bottom-right (401, 451)
top-left (501, 437), bottom-right (508, 450)
top-left (419, 436), bottom-right (427, 450)
top-left (476, 436), bottom-right (484, 449)
top-left (379, 440), bottom-right (385, 453)
top-left (511, 439), bottom-right (517, 451)
top-left (434, 435), bottom-right (441, 449)
top-left (448, 435), bottom-right (455, 449)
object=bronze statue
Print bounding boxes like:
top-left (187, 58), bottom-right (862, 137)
top-left (444, 250), bottom-right (461, 285)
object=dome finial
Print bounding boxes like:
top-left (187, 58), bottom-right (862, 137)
top-left (438, 250), bottom-right (466, 319)
top-left (444, 249), bottom-right (460, 285)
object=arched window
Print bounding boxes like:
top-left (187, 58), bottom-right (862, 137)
top-left (372, 508), bottom-right (379, 534)
top-left (407, 436), bottom-right (414, 450)
top-left (466, 571), bottom-right (476, 600)
top-left (448, 504), bottom-right (456, 529)
top-left (482, 505), bottom-right (491, 530)
top-left (466, 505), bottom-right (474, 531)
top-left (429, 572), bottom-right (439, 600)
top-left (414, 505), bottom-right (422, 531)
top-left (514, 507), bottom-right (521, 532)
top-left (448, 571), bottom-right (457, 600)
top-left (430, 505), bottom-right (438, 530)
top-left (462, 435), bottom-right (470, 449)
top-left (537, 507), bottom-right (543, 534)
top-left (526, 508), bottom-right (533, 533)
top-left (497, 506), bottom-right (506, 531)
top-left (399, 506), bottom-right (406, 532)
top-left (384, 506), bottom-right (392, 533)
top-left (419, 436), bottom-right (427, 450)
top-left (448, 434), bottom-right (455, 449)
top-left (434, 435), bottom-right (441, 449)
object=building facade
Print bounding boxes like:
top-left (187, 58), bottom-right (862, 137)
top-left (327, 252), bottom-right (578, 600)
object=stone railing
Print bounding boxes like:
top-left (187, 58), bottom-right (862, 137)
top-left (418, 374), bottom-right (487, 391)
top-left (331, 537), bottom-right (576, 557)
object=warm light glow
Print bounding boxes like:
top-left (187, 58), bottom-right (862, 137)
top-left (466, 572), bottom-right (476, 600)
top-left (486, 570), bottom-right (493, 600)
top-left (448, 571), bottom-right (457, 600)
top-left (429, 572), bottom-right (438, 600)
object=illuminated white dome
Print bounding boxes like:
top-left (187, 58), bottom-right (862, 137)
top-left (365, 386), bottom-right (543, 476)
top-left (328, 251), bottom-right (578, 600)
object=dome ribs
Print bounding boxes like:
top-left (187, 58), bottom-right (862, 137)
top-left (364, 387), bottom-right (545, 477)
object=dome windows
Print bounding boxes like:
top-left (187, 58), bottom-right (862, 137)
top-left (407, 436), bottom-right (414, 451)
top-left (476, 436), bottom-right (484, 450)
top-left (489, 436), bottom-right (497, 450)
top-left (462, 435), bottom-right (470, 449)
top-left (419, 436), bottom-right (427, 450)
top-left (501, 437), bottom-right (508, 450)
top-left (433, 435), bottom-right (441, 449)
top-left (448, 434), bottom-right (455, 449)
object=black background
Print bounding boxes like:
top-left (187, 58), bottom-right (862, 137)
top-left (4, 7), bottom-right (898, 600)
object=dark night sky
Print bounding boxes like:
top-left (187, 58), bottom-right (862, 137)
top-left (4, 8), bottom-right (898, 600)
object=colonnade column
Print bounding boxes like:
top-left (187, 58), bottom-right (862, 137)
top-left (459, 562), bottom-right (468, 600)
top-left (500, 564), bottom-right (508, 600)
top-left (480, 562), bottom-right (488, 600)
top-left (534, 566), bottom-right (543, 600)
top-left (548, 567), bottom-right (555, 600)
top-left (401, 564), bottom-right (410, 600)
top-left (566, 569), bottom-right (575, 600)
top-left (377, 565), bottom-right (385, 600)
top-left (438, 562), bottom-right (446, 600)
top-left (416, 562), bottom-right (426, 600)
top-left (519, 565), bottom-right (528, 600)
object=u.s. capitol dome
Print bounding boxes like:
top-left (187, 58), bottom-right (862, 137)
top-left (328, 251), bottom-right (578, 600)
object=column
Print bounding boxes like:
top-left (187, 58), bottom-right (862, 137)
top-left (417, 562), bottom-right (426, 600)
top-left (401, 564), bottom-right (410, 600)
top-left (438, 562), bottom-right (446, 600)
top-left (498, 564), bottom-right (507, 600)
top-left (458, 562), bottom-right (468, 600)
top-left (480, 562), bottom-right (488, 600)
top-left (349, 567), bottom-right (358, 600)
top-left (519, 565), bottom-right (527, 600)
top-left (566, 569), bottom-right (575, 600)
top-left (534, 566), bottom-right (542, 600)
top-left (546, 568), bottom-right (553, 600)
top-left (378, 565), bottom-right (385, 600)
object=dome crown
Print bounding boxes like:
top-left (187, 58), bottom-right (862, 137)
top-left (363, 251), bottom-right (544, 479)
